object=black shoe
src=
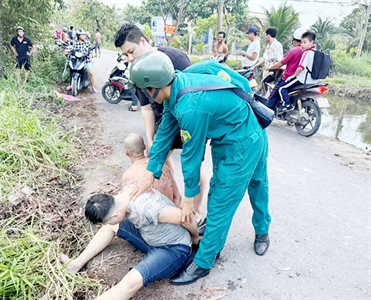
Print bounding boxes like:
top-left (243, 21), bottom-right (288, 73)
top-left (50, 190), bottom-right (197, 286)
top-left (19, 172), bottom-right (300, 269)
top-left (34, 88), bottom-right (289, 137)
top-left (170, 262), bottom-right (210, 286)
top-left (197, 218), bottom-right (207, 236)
top-left (254, 233), bottom-right (270, 256)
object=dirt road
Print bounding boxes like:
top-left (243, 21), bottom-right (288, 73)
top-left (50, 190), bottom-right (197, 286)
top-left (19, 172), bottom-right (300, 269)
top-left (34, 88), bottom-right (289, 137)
top-left (81, 48), bottom-right (370, 299)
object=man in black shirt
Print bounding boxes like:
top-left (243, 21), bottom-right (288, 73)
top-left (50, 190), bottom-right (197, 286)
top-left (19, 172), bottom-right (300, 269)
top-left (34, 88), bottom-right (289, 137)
top-left (10, 27), bottom-right (34, 83)
top-left (114, 24), bottom-right (206, 225)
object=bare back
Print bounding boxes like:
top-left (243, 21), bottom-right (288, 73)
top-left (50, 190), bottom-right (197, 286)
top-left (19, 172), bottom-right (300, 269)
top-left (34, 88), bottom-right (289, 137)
top-left (94, 32), bottom-right (101, 43)
top-left (122, 158), bottom-right (173, 201)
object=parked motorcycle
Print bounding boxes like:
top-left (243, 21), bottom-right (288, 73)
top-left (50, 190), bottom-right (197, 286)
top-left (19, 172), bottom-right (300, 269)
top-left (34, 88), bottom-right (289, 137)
top-left (101, 53), bottom-right (135, 104)
top-left (63, 45), bottom-right (95, 96)
top-left (274, 83), bottom-right (330, 137)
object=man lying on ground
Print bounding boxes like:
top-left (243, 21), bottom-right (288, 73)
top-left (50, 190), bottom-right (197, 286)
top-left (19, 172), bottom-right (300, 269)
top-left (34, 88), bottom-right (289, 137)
top-left (122, 133), bottom-right (181, 207)
top-left (59, 186), bottom-right (199, 300)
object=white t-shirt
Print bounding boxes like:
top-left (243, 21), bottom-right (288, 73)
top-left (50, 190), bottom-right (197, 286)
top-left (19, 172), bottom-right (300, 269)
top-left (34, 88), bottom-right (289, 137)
top-left (244, 40), bottom-right (261, 67)
top-left (297, 46), bottom-right (318, 85)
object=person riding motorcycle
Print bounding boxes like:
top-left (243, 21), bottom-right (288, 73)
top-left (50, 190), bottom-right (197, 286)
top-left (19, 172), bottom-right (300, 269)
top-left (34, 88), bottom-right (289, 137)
top-left (265, 28), bottom-right (306, 110)
top-left (64, 29), bottom-right (98, 93)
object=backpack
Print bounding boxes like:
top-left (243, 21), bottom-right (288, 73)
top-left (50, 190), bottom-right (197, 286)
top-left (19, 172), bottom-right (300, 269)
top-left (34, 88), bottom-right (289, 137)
top-left (307, 49), bottom-right (332, 80)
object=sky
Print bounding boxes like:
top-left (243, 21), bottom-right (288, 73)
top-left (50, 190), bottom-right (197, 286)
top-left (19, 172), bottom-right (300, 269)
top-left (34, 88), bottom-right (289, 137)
top-left (100, 0), bottom-right (360, 28)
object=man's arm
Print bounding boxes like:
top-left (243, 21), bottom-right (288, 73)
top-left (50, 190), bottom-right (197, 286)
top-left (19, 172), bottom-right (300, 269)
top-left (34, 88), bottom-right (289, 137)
top-left (141, 104), bottom-right (156, 154)
top-left (285, 67), bottom-right (303, 82)
top-left (158, 205), bottom-right (199, 244)
top-left (223, 44), bottom-right (228, 54)
top-left (10, 44), bottom-right (18, 57)
top-left (268, 61), bottom-right (284, 71)
top-left (27, 45), bottom-right (34, 56)
top-left (240, 51), bottom-right (258, 61)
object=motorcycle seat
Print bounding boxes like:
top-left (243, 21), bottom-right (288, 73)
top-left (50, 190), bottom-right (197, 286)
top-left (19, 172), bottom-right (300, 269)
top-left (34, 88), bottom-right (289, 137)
top-left (289, 83), bottom-right (325, 92)
top-left (235, 69), bottom-right (250, 76)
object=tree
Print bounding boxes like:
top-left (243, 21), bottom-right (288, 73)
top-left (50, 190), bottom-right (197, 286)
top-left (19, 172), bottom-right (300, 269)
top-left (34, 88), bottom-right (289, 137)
top-left (310, 16), bottom-right (336, 51)
top-left (0, 0), bottom-right (64, 43)
top-left (251, 1), bottom-right (300, 52)
top-left (217, 0), bottom-right (225, 32)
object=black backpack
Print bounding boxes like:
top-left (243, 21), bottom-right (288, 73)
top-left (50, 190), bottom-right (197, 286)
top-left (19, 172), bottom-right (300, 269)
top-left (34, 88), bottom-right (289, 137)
top-left (306, 49), bottom-right (332, 81)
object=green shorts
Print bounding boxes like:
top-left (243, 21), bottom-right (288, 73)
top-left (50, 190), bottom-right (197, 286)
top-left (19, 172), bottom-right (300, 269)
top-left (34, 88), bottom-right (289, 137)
top-left (85, 62), bottom-right (93, 69)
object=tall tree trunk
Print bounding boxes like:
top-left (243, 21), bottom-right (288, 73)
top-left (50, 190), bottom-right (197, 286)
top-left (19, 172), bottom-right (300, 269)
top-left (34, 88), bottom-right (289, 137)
top-left (224, 6), bottom-right (232, 44)
top-left (217, 0), bottom-right (224, 33)
top-left (168, 0), bottom-right (185, 46)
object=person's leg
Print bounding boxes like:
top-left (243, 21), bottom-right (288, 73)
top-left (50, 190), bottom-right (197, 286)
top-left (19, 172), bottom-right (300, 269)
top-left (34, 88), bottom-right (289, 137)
top-left (95, 47), bottom-right (97, 57)
top-left (247, 130), bottom-right (270, 235)
top-left (86, 67), bottom-right (96, 91)
top-left (278, 78), bottom-right (301, 107)
top-left (267, 79), bottom-right (285, 110)
top-left (97, 268), bottom-right (143, 300)
top-left (24, 70), bottom-right (29, 83)
top-left (194, 164), bottom-right (206, 223)
top-left (116, 219), bottom-right (149, 254)
top-left (15, 69), bottom-right (20, 84)
top-left (129, 88), bottom-right (138, 111)
top-left (59, 224), bottom-right (117, 273)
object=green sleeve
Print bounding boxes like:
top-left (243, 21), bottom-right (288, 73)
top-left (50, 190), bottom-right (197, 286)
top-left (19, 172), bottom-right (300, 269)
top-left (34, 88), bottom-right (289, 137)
top-left (147, 104), bottom-right (180, 178)
top-left (179, 111), bottom-right (211, 198)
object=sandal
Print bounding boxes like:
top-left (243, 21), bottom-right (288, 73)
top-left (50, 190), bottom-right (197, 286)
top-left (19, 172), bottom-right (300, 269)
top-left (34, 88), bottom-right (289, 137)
top-left (128, 105), bottom-right (137, 112)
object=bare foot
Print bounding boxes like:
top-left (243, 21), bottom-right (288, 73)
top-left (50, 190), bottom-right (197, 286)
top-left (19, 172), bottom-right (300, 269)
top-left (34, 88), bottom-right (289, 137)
top-left (59, 254), bottom-right (80, 273)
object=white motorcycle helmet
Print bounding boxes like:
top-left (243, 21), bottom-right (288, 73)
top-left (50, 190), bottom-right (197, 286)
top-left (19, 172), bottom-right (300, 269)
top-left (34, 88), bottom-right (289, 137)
top-left (293, 28), bottom-right (306, 41)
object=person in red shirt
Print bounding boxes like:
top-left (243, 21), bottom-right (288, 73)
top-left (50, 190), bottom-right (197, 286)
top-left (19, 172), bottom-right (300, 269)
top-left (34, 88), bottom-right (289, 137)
top-left (266, 28), bottom-right (306, 110)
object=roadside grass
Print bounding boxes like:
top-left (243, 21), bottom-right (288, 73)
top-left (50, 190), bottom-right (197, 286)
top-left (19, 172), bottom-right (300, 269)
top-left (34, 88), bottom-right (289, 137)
top-left (0, 78), bottom-right (79, 201)
top-left (0, 217), bottom-right (100, 300)
top-left (326, 74), bottom-right (371, 89)
top-left (0, 38), bottom-right (102, 299)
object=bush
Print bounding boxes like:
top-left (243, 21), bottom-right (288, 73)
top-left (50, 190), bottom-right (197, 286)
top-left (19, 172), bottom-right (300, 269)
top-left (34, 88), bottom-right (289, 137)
top-left (331, 49), bottom-right (371, 78)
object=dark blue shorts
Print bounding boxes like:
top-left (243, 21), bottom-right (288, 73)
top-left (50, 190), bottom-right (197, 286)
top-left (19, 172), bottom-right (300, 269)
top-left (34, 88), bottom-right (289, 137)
top-left (16, 58), bottom-right (31, 70)
top-left (117, 219), bottom-right (191, 286)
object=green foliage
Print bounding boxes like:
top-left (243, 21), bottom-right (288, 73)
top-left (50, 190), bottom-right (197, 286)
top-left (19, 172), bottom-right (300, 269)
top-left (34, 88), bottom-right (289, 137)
top-left (171, 36), bottom-right (182, 49)
top-left (0, 0), bottom-right (64, 43)
top-left (310, 17), bottom-right (336, 51)
top-left (56, 0), bottom-right (119, 47)
top-left (331, 43), bottom-right (371, 78)
top-left (0, 79), bottom-right (79, 200)
top-left (195, 41), bottom-right (205, 53)
top-left (251, 1), bottom-right (300, 52)
top-left (0, 219), bottom-right (100, 299)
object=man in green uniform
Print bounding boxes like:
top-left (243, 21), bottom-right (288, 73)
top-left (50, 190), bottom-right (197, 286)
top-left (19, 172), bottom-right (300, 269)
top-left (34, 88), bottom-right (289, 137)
top-left (130, 52), bottom-right (270, 285)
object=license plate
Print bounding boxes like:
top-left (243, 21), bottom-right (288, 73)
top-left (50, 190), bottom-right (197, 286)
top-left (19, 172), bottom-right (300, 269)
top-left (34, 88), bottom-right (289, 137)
top-left (249, 79), bottom-right (257, 88)
top-left (317, 96), bottom-right (330, 108)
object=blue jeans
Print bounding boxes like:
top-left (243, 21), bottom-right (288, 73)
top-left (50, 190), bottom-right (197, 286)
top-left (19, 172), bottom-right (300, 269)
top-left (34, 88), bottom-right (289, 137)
top-left (267, 79), bottom-right (287, 109)
top-left (131, 88), bottom-right (138, 106)
top-left (244, 66), bottom-right (257, 79)
top-left (117, 219), bottom-right (191, 286)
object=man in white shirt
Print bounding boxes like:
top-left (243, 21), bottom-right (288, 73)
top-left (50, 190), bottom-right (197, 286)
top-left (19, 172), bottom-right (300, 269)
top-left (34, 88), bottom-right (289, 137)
top-left (249, 27), bottom-right (283, 97)
top-left (240, 27), bottom-right (260, 77)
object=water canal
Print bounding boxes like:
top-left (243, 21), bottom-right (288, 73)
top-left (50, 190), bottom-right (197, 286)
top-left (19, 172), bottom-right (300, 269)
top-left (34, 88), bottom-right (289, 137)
top-left (319, 96), bottom-right (371, 150)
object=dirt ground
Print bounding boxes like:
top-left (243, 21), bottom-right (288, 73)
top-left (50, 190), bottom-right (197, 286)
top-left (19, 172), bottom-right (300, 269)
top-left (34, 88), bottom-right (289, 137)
top-left (64, 49), bottom-right (371, 299)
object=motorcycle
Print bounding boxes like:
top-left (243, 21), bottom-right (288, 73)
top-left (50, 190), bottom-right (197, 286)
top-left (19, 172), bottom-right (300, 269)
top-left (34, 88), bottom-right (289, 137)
top-left (211, 54), bottom-right (259, 93)
top-left (63, 45), bottom-right (96, 97)
top-left (101, 53), bottom-right (135, 104)
top-left (273, 83), bottom-right (330, 137)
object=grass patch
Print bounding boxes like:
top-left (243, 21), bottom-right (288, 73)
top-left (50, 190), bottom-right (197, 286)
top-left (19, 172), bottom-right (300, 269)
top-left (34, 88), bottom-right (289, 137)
top-left (0, 218), bottom-right (100, 300)
top-left (326, 74), bottom-right (371, 89)
top-left (0, 79), bottom-right (79, 201)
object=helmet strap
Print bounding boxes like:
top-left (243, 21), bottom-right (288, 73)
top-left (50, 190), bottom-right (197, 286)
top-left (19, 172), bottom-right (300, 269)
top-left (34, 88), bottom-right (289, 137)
top-left (142, 88), bottom-right (160, 105)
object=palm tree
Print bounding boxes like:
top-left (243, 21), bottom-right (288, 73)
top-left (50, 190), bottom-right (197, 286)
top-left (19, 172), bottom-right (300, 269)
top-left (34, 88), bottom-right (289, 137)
top-left (310, 17), bottom-right (336, 51)
top-left (251, 1), bottom-right (301, 52)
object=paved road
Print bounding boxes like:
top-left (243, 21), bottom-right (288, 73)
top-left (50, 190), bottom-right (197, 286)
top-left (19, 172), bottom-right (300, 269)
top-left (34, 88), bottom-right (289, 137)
top-left (89, 49), bottom-right (370, 299)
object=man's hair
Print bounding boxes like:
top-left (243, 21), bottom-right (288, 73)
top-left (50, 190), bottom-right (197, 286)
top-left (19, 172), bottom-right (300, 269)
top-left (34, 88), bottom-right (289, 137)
top-left (96, 28), bottom-right (99, 32)
top-left (70, 26), bottom-right (74, 30)
top-left (85, 194), bottom-right (115, 224)
top-left (114, 24), bottom-right (145, 48)
top-left (124, 133), bottom-right (145, 157)
top-left (265, 27), bottom-right (277, 38)
top-left (302, 31), bottom-right (316, 42)
top-left (218, 31), bottom-right (226, 38)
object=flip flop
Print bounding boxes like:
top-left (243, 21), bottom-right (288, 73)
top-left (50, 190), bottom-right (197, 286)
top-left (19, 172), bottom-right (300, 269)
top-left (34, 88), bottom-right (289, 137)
top-left (128, 105), bottom-right (137, 112)
top-left (66, 85), bottom-right (72, 91)
top-left (90, 88), bottom-right (99, 94)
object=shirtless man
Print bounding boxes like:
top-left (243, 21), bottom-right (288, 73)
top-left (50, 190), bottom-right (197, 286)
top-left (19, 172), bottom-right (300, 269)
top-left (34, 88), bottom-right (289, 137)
top-left (94, 28), bottom-right (101, 58)
top-left (213, 31), bottom-right (228, 57)
top-left (122, 133), bottom-right (181, 206)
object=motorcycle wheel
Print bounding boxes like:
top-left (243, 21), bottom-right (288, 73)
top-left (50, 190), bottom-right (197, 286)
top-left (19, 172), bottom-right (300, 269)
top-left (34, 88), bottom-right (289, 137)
top-left (295, 101), bottom-right (322, 137)
top-left (102, 82), bottom-right (122, 104)
top-left (71, 75), bottom-right (79, 97)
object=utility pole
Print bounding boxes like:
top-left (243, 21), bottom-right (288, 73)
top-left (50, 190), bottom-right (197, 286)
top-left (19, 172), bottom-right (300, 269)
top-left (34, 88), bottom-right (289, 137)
top-left (356, 0), bottom-right (371, 59)
top-left (217, 0), bottom-right (224, 32)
